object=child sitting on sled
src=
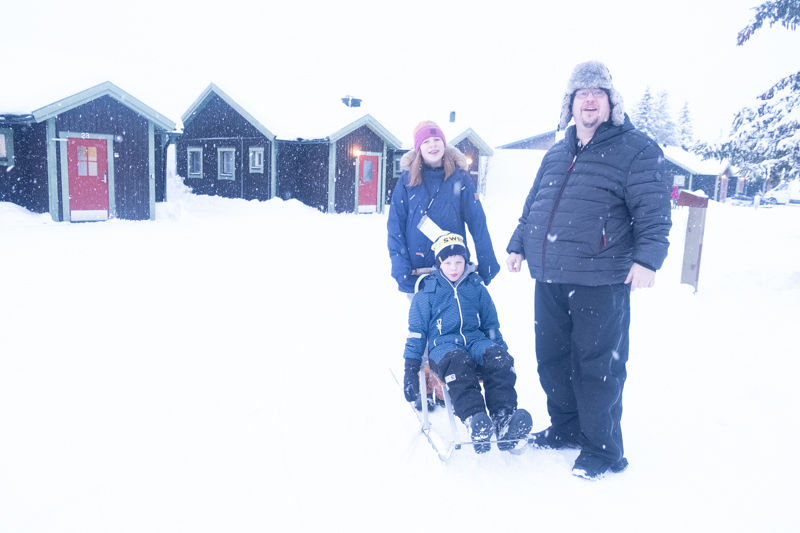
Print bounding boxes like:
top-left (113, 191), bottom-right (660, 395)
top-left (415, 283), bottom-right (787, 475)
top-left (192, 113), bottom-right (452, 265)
top-left (402, 233), bottom-right (532, 454)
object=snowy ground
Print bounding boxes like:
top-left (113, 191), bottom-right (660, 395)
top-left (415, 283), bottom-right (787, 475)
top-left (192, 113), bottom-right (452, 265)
top-left (2, 150), bottom-right (799, 532)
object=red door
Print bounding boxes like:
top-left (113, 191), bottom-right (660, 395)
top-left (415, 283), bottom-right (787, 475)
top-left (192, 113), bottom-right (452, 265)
top-left (67, 138), bottom-right (109, 221)
top-left (719, 176), bottom-right (728, 203)
top-left (357, 154), bottom-right (379, 213)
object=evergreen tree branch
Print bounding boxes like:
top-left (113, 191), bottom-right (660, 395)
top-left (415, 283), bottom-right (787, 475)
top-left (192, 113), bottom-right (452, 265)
top-left (737, 0), bottom-right (800, 45)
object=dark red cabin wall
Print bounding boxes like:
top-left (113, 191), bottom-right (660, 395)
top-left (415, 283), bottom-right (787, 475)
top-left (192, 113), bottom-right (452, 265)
top-left (334, 125), bottom-right (384, 213)
top-left (277, 141), bottom-right (329, 211)
top-left (454, 139), bottom-right (480, 189)
top-left (0, 122), bottom-right (49, 213)
top-left (55, 96), bottom-right (151, 220)
top-left (385, 149), bottom-right (406, 205)
top-left (178, 95), bottom-right (272, 200)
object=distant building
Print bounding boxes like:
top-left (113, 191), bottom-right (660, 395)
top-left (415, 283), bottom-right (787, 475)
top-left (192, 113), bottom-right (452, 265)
top-left (449, 128), bottom-right (494, 192)
top-left (662, 146), bottom-right (746, 202)
top-left (177, 83), bottom-right (276, 202)
top-left (0, 82), bottom-right (176, 222)
top-left (497, 130), bottom-right (557, 151)
top-left (177, 84), bottom-right (402, 214)
top-left (277, 114), bottom-right (402, 214)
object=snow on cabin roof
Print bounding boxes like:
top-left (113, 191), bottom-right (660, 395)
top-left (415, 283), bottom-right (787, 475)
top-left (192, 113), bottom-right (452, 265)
top-left (177, 83), bottom-right (503, 153)
top-left (182, 83), bottom-right (276, 141)
top-left (661, 145), bottom-right (735, 176)
top-left (2, 78), bottom-right (498, 152)
top-left (182, 83), bottom-right (403, 148)
top-left (444, 126), bottom-right (495, 156)
top-left (2, 81), bottom-right (176, 131)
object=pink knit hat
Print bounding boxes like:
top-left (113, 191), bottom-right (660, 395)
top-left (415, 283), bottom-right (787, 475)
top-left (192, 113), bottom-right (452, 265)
top-left (413, 123), bottom-right (447, 153)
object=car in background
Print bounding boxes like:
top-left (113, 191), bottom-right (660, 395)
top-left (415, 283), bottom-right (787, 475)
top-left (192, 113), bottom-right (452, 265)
top-left (727, 193), bottom-right (766, 206)
top-left (763, 179), bottom-right (800, 205)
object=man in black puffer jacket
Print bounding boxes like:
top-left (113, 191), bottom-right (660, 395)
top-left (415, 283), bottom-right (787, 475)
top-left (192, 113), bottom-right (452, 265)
top-left (506, 61), bottom-right (671, 480)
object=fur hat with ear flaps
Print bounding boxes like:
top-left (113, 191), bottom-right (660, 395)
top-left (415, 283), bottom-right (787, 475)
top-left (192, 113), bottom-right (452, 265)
top-left (558, 60), bottom-right (625, 131)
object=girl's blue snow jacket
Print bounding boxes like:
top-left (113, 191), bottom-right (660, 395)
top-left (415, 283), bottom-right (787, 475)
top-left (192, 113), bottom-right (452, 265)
top-left (387, 146), bottom-right (500, 293)
top-left (404, 265), bottom-right (507, 365)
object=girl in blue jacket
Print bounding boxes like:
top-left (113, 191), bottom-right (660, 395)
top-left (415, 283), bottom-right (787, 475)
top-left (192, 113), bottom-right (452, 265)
top-left (387, 121), bottom-right (500, 294)
top-left (402, 233), bottom-right (531, 454)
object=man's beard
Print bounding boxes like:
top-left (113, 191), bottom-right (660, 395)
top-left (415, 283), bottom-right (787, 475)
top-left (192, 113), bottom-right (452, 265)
top-left (581, 116), bottom-right (600, 129)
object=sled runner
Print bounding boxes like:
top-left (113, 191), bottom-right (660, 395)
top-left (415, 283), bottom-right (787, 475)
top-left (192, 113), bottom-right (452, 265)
top-left (391, 362), bottom-right (529, 462)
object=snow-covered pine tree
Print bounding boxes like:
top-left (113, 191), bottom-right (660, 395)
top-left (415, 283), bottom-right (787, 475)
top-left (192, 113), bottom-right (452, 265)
top-left (654, 90), bottom-right (678, 146)
top-left (677, 102), bottom-right (694, 150)
top-left (631, 87), bottom-right (680, 146)
top-left (736, 0), bottom-right (799, 45)
top-left (696, 73), bottom-right (800, 186)
top-left (696, 0), bottom-right (799, 187)
top-left (631, 87), bottom-right (658, 141)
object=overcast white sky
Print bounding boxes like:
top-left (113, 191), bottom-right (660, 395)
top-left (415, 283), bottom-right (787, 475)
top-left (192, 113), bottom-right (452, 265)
top-left (3, 0), bottom-right (798, 147)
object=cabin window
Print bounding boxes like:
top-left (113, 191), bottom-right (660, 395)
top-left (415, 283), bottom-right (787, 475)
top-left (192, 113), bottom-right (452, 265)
top-left (188, 147), bottom-right (203, 178)
top-left (0, 128), bottom-right (13, 166)
top-left (363, 160), bottom-right (373, 181)
top-left (393, 154), bottom-right (403, 180)
top-left (249, 147), bottom-right (264, 173)
top-left (218, 148), bottom-right (236, 180)
top-left (77, 146), bottom-right (98, 176)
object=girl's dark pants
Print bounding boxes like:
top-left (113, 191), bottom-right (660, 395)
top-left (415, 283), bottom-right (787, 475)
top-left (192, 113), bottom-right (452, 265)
top-left (430, 346), bottom-right (517, 422)
top-left (534, 280), bottom-right (630, 463)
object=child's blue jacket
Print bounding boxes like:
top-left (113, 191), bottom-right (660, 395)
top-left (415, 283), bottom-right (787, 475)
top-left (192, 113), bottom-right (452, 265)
top-left (404, 265), bottom-right (507, 365)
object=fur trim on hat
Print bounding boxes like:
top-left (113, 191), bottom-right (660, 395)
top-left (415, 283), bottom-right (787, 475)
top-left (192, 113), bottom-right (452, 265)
top-left (558, 60), bottom-right (625, 131)
top-left (399, 145), bottom-right (469, 172)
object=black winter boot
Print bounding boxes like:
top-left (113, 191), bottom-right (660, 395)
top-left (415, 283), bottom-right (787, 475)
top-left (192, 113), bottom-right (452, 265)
top-left (571, 452), bottom-right (629, 481)
top-left (493, 408), bottom-right (533, 452)
top-left (466, 412), bottom-right (492, 454)
top-left (528, 426), bottom-right (581, 450)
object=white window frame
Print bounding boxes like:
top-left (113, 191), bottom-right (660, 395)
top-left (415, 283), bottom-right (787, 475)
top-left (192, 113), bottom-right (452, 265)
top-left (187, 147), bottom-right (203, 179)
top-left (218, 148), bottom-right (236, 181)
top-left (0, 128), bottom-right (14, 166)
top-left (249, 147), bottom-right (265, 173)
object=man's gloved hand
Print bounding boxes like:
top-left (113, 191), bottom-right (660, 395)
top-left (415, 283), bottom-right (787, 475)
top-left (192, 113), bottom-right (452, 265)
top-left (403, 358), bottom-right (421, 403)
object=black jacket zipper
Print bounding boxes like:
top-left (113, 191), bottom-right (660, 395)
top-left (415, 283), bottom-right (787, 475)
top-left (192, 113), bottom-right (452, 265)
top-left (542, 153), bottom-right (578, 280)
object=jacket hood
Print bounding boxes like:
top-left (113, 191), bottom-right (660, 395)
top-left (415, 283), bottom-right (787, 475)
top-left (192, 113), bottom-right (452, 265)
top-left (433, 261), bottom-right (478, 287)
top-left (400, 145), bottom-right (469, 172)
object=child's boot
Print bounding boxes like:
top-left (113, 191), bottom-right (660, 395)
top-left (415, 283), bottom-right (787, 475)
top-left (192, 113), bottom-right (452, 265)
top-left (492, 408), bottom-right (533, 452)
top-left (465, 412), bottom-right (492, 454)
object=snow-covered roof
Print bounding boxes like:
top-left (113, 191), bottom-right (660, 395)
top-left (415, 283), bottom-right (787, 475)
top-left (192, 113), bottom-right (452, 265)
top-left (495, 130), bottom-right (557, 149)
top-left (446, 127), bottom-right (495, 156)
top-left (2, 77), bottom-right (499, 152)
top-left (30, 82), bottom-right (175, 131)
top-left (182, 83), bottom-right (275, 141)
top-left (180, 82), bottom-right (404, 148)
top-left (662, 145), bottom-right (734, 176)
top-left (176, 83), bottom-right (502, 153)
top-left (326, 114), bottom-right (402, 149)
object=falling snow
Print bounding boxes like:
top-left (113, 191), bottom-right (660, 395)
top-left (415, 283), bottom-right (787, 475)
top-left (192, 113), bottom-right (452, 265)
top-left (1, 149), bottom-right (799, 532)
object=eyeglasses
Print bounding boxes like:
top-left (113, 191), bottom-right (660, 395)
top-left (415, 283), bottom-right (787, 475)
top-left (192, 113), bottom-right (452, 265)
top-left (575, 89), bottom-right (607, 99)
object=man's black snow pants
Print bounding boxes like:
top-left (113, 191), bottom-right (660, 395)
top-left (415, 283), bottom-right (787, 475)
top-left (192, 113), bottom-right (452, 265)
top-left (430, 346), bottom-right (517, 422)
top-left (534, 281), bottom-right (630, 464)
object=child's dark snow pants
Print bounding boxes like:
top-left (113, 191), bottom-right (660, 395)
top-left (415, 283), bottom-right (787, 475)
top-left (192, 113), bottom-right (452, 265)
top-left (430, 345), bottom-right (517, 422)
top-left (534, 281), bottom-right (630, 464)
